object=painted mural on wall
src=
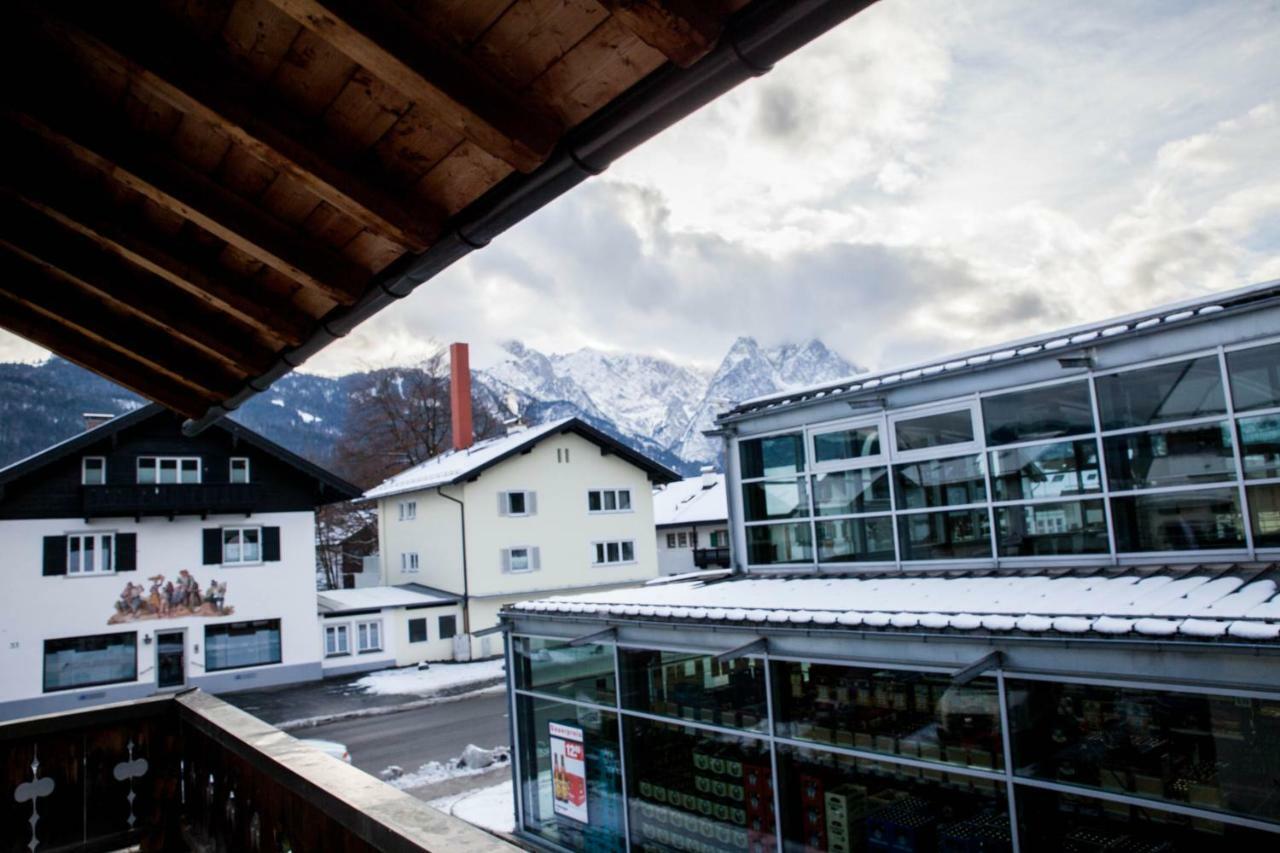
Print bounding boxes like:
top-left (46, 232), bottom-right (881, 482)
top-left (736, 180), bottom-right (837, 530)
top-left (109, 571), bottom-right (233, 624)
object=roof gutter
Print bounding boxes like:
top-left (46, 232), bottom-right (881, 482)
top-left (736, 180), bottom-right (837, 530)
top-left (183, 0), bottom-right (880, 435)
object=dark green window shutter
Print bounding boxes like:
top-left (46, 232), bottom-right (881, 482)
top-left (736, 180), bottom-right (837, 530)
top-left (262, 527), bottom-right (281, 562)
top-left (42, 536), bottom-right (67, 576)
top-left (203, 529), bottom-right (222, 565)
top-left (116, 533), bottom-right (137, 572)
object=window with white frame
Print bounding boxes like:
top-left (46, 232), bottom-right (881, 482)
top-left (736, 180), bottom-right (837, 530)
top-left (137, 456), bottom-right (200, 484)
top-left (502, 491), bottom-right (534, 516)
top-left (593, 540), bottom-right (635, 565)
top-left (401, 552), bottom-right (420, 572)
top-left (356, 620), bottom-right (382, 652)
top-left (398, 500), bottom-right (417, 521)
top-left (677, 532), bottom-right (688, 548)
top-left (504, 546), bottom-right (536, 573)
top-left (588, 488), bottom-right (632, 513)
top-left (222, 527), bottom-right (261, 565)
top-left (229, 457), bottom-right (250, 484)
top-left (82, 457), bottom-right (106, 485)
top-left (67, 532), bottom-right (114, 574)
top-left (666, 533), bottom-right (677, 548)
top-left (324, 624), bottom-right (349, 656)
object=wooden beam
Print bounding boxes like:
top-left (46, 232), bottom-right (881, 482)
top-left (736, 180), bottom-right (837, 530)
top-left (2, 198), bottom-right (277, 376)
top-left (0, 294), bottom-right (215, 419)
top-left (262, 0), bottom-right (562, 173)
top-left (36, 12), bottom-right (443, 252)
top-left (600, 1), bottom-right (724, 67)
top-left (6, 110), bottom-right (370, 306)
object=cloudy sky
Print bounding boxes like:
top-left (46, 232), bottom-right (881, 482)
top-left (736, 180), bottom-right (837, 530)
top-left (3, 0), bottom-right (1278, 375)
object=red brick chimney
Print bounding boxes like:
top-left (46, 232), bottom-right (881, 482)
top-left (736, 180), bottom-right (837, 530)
top-left (449, 342), bottom-right (474, 451)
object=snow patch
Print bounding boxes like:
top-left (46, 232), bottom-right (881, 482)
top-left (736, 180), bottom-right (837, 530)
top-left (354, 659), bottom-right (506, 697)
top-left (382, 745), bottom-right (510, 791)
top-left (429, 780), bottom-right (515, 834)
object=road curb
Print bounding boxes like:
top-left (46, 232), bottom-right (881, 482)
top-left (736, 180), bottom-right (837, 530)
top-left (276, 677), bottom-right (506, 731)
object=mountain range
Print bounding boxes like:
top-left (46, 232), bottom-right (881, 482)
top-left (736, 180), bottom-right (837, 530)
top-left (0, 338), bottom-right (861, 476)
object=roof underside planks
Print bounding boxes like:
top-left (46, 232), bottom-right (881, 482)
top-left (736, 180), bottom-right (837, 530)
top-left (0, 0), bottom-right (876, 429)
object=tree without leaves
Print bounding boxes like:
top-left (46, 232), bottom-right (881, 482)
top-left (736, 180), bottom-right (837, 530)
top-left (315, 500), bottom-right (378, 590)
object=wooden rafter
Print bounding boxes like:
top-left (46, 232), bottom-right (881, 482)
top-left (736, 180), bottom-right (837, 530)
top-left (600, 0), bottom-right (724, 67)
top-left (263, 0), bottom-right (563, 173)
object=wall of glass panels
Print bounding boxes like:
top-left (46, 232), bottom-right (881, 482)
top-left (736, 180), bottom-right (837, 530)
top-left (736, 340), bottom-right (1280, 568)
top-left (510, 636), bottom-right (1280, 852)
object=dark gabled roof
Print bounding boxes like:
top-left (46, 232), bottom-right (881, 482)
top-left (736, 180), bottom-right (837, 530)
top-left (0, 402), bottom-right (360, 501)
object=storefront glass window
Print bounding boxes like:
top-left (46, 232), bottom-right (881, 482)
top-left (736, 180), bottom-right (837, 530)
top-left (899, 509), bottom-right (992, 561)
top-left (517, 696), bottom-right (625, 852)
top-left (816, 518), bottom-right (897, 563)
top-left (743, 479), bottom-right (809, 521)
top-left (1227, 342), bottom-right (1280, 412)
top-left (746, 523), bottom-right (813, 565)
top-left (894, 410), bottom-right (976, 452)
top-left (513, 636), bottom-right (616, 705)
top-left (1238, 414), bottom-right (1280, 480)
top-left (894, 455), bottom-right (987, 510)
top-left (43, 632), bottom-right (137, 692)
top-left (772, 661), bottom-right (1003, 771)
top-left (778, 743), bottom-right (1009, 853)
top-left (740, 433), bottom-right (805, 479)
top-left (983, 380), bottom-right (1095, 446)
top-left (1104, 421), bottom-right (1237, 490)
top-left (996, 500), bottom-right (1109, 557)
top-left (1110, 488), bottom-right (1244, 552)
top-left (814, 425), bottom-right (881, 465)
top-left (624, 717), bottom-right (774, 853)
top-left (1247, 483), bottom-right (1280, 547)
top-left (1096, 356), bottom-right (1226, 430)
top-left (620, 649), bottom-right (768, 732)
top-left (1006, 680), bottom-right (1280, 825)
top-left (813, 468), bottom-right (891, 515)
top-left (990, 440), bottom-right (1101, 501)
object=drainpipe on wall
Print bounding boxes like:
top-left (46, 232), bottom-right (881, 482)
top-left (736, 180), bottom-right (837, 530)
top-left (436, 486), bottom-right (470, 637)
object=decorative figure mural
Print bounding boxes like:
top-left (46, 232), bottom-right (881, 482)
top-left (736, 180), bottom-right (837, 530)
top-left (109, 571), bottom-right (232, 624)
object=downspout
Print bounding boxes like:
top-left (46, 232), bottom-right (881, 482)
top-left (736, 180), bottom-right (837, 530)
top-left (436, 486), bottom-right (470, 636)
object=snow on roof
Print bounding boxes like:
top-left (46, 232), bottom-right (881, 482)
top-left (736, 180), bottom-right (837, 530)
top-left (364, 418), bottom-right (574, 500)
top-left (317, 585), bottom-right (456, 613)
top-left (653, 474), bottom-right (727, 526)
top-left (510, 568), bottom-right (1280, 642)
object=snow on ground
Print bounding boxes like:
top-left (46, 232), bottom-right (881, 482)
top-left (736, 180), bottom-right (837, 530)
top-left (429, 780), bottom-right (515, 834)
top-left (297, 409), bottom-right (322, 423)
top-left (354, 658), bottom-right (506, 697)
top-left (270, 398), bottom-right (284, 406)
top-left (384, 746), bottom-right (509, 791)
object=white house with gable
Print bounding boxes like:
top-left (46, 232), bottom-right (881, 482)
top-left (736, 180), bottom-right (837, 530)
top-left (653, 467), bottom-right (731, 575)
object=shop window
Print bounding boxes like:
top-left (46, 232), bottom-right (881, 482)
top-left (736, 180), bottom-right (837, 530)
top-left (745, 522), bottom-right (812, 565)
top-left (892, 408), bottom-right (976, 454)
top-left (1103, 421), bottom-right (1237, 491)
top-left (983, 380), bottom-right (1095, 446)
top-left (43, 632), bottom-right (137, 693)
top-left (1006, 679), bottom-right (1280, 826)
top-left (1095, 356), bottom-right (1226, 431)
top-left (894, 454), bottom-right (987, 510)
top-left (1238, 414), bottom-right (1280, 480)
top-left (205, 620), bottom-right (281, 671)
top-left (990, 439), bottom-right (1101, 501)
top-left (816, 517), bottom-right (896, 563)
top-left (623, 716), bottom-right (774, 853)
top-left (778, 743), bottom-right (1008, 853)
top-left (898, 508), bottom-right (992, 561)
top-left (740, 433), bottom-right (805, 479)
top-left (743, 478), bottom-right (809, 521)
top-left (514, 636), bottom-right (616, 705)
top-left (1110, 488), bottom-right (1244, 552)
top-left (771, 661), bottom-right (1004, 772)
top-left (996, 500), bottom-right (1109, 557)
top-left (620, 648), bottom-right (768, 732)
top-left (407, 617), bottom-right (427, 644)
top-left (813, 468), bottom-right (891, 515)
top-left (1227, 342), bottom-right (1280, 412)
top-left (812, 423), bottom-right (882, 466)
top-left (1247, 483), bottom-right (1280, 548)
top-left (82, 456), bottom-right (106, 485)
top-left (516, 696), bottom-right (624, 852)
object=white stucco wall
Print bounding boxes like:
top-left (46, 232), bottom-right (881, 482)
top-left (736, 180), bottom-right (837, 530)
top-left (656, 522), bottom-right (731, 575)
top-left (377, 484), bottom-right (465, 591)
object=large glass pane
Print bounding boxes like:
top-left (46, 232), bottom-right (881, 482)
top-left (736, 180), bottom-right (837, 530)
top-left (817, 518), bottom-right (896, 563)
top-left (1111, 488), bottom-right (1244, 552)
top-left (517, 696), bottom-right (624, 852)
top-left (625, 716), bottom-right (774, 853)
top-left (894, 410), bottom-right (975, 452)
top-left (620, 649), bottom-right (767, 732)
top-left (743, 478), bottom-right (809, 521)
top-left (814, 425), bottom-right (881, 465)
top-left (778, 744), bottom-right (1009, 853)
top-left (813, 468), bottom-right (891, 515)
top-left (772, 661), bottom-right (1003, 771)
top-left (746, 523), bottom-right (813, 565)
top-left (204, 620), bottom-right (282, 671)
top-left (1238, 414), bottom-right (1280, 479)
top-left (1096, 356), bottom-right (1226, 430)
top-left (996, 500), bottom-right (1109, 556)
top-left (514, 636), bottom-right (615, 705)
top-left (899, 509), bottom-right (991, 561)
top-left (990, 440), bottom-right (1101, 501)
top-left (983, 380), bottom-right (1094, 445)
top-left (1104, 421), bottom-right (1237, 490)
top-left (740, 433), bottom-right (805, 479)
top-left (43, 633), bottom-right (137, 691)
top-left (1007, 679), bottom-right (1280, 825)
top-left (894, 455), bottom-right (986, 509)
top-left (1227, 342), bottom-right (1280, 412)
top-left (1247, 483), bottom-right (1280, 547)
top-left (159, 458), bottom-right (178, 484)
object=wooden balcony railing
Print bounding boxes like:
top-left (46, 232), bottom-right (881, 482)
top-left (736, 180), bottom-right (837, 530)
top-left (82, 483), bottom-right (262, 518)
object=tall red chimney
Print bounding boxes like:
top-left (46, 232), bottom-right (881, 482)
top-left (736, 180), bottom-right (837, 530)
top-left (449, 342), bottom-right (474, 451)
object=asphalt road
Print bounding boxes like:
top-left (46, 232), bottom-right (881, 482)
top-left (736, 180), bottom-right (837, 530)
top-left (301, 691), bottom-right (511, 780)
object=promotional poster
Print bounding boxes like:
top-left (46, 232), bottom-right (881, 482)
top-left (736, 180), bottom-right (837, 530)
top-left (549, 721), bottom-right (589, 824)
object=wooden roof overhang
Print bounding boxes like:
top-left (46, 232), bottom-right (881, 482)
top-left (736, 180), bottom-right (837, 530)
top-left (0, 0), bottom-right (877, 433)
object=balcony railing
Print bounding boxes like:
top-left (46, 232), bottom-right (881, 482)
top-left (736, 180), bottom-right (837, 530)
top-left (82, 483), bottom-right (262, 518)
top-left (693, 547), bottom-right (731, 569)
top-left (1, 690), bottom-right (516, 852)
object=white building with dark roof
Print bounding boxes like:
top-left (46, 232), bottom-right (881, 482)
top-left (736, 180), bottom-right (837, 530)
top-left (653, 467), bottom-right (730, 575)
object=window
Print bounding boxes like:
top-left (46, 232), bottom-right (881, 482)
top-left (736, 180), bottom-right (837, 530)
top-left (742, 478), bottom-right (809, 520)
top-left (1104, 421), bottom-right (1237, 490)
top-left (990, 439), bottom-right (1100, 501)
top-left (508, 491), bottom-right (526, 514)
top-left (676, 532), bottom-right (687, 547)
top-left (500, 491), bottom-right (536, 516)
top-left (408, 618), bottom-right (428, 643)
top-left (43, 632), bottom-right (136, 692)
top-left (82, 456), bottom-right (106, 485)
top-left (588, 488), bottom-right (632, 512)
top-left (136, 456), bottom-right (200, 484)
top-left (504, 546), bottom-right (538, 572)
top-left (516, 636), bottom-right (616, 705)
top-left (665, 532), bottom-right (677, 548)
top-left (222, 527), bottom-right (261, 565)
top-left (205, 620), bottom-right (281, 671)
top-left (894, 454), bottom-right (986, 509)
top-left (898, 507), bottom-right (991, 561)
top-left (67, 532), bottom-right (114, 574)
top-left (710, 529), bottom-right (728, 547)
top-left (1111, 488), bottom-right (1244, 552)
top-left (356, 620), bottom-right (382, 653)
top-left (398, 500), bottom-right (416, 521)
top-left (812, 423), bottom-right (882, 466)
top-left (593, 540), bottom-right (635, 565)
top-left (996, 500), bottom-right (1109, 556)
top-left (1238, 414), bottom-right (1280, 479)
top-left (1247, 483), bottom-right (1280, 547)
top-left (438, 614), bottom-right (457, 639)
top-left (982, 380), bottom-right (1094, 445)
top-left (324, 624), bottom-right (350, 656)
top-left (816, 517), bottom-right (895, 563)
top-left (556, 447), bottom-right (571, 463)
top-left (1227, 342), bottom-right (1280, 412)
top-left (746, 522), bottom-right (812, 565)
top-left (401, 552), bottom-right (419, 572)
top-left (892, 407), bottom-right (976, 453)
top-left (1096, 356), bottom-right (1226, 430)
top-left (620, 648), bottom-right (767, 730)
top-left (812, 468), bottom-right (891, 515)
top-left (739, 432), bottom-right (805, 478)
top-left (229, 457), bottom-right (250, 484)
